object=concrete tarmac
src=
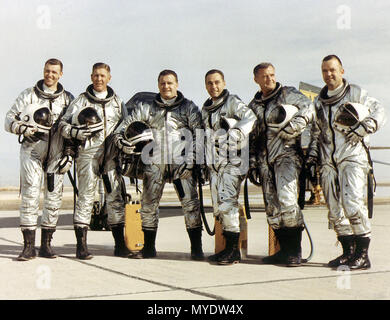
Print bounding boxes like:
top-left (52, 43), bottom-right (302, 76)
top-left (0, 186), bottom-right (390, 308)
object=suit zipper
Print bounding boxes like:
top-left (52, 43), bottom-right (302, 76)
top-left (164, 110), bottom-right (171, 182)
top-left (328, 104), bottom-right (340, 192)
top-left (263, 105), bottom-right (271, 169)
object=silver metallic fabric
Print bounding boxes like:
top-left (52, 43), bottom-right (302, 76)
top-left (115, 91), bottom-right (202, 230)
top-left (202, 90), bottom-right (256, 233)
top-left (5, 80), bottom-right (73, 230)
top-left (60, 85), bottom-right (127, 227)
top-left (308, 80), bottom-right (386, 236)
top-left (249, 83), bottom-right (315, 229)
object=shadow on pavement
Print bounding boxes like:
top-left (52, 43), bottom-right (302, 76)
top-left (0, 207), bottom-right (204, 229)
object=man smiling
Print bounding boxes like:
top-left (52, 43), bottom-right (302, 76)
top-left (307, 55), bottom-right (386, 270)
top-left (248, 62), bottom-right (314, 267)
top-left (59, 63), bottom-right (128, 260)
top-left (114, 70), bottom-right (204, 260)
top-left (5, 58), bottom-right (74, 261)
top-left (202, 69), bottom-right (256, 265)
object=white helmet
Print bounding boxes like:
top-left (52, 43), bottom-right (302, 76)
top-left (19, 103), bottom-right (52, 134)
top-left (334, 102), bottom-right (369, 133)
top-left (71, 106), bottom-right (103, 134)
top-left (266, 104), bottom-right (299, 129)
top-left (124, 121), bottom-right (154, 155)
top-left (217, 116), bottom-right (248, 151)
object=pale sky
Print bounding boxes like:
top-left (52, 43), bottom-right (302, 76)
top-left (1, 0), bottom-right (389, 186)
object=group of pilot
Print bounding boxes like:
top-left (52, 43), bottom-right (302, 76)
top-left (5, 55), bottom-right (386, 271)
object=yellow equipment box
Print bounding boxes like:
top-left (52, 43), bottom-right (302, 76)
top-left (124, 202), bottom-right (144, 252)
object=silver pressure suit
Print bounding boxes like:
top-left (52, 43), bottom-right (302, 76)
top-left (5, 80), bottom-right (74, 230)
top-left (202, 90), bottom-right (256, 233)
top-left (115, 91), bottom-right (202, 231)
top-left (59, 85), bottom-right (127, 227)
top-left (308, 80), bottom-right (386, 237)
top-left (249, 83), bottom-right (315, 229)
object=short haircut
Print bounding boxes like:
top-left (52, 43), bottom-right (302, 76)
top-left (158, 69), bottom-right (178, 82)
top-left (322, 55), bottom-right (343, 67)
top-left (92, 62), bottom-right (111, 73)
top-left (45, 58), bottom-right (63, 72)
top-left (253, 62), bottom-right (274, 76)
top-left (205, 69), bottom-right (224, 81)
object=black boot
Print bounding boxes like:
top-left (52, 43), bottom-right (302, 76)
top-left (208, 231), bottom-right (230, 262)
top-left (129, 229), bottom-right (157, 259)
top-left (262, 228), bottom-right (288, 264)
top-left (208, 231), bottom-right (234, 262)
top-left (17, 229), bottom-right (37, 261)
top-left (187, 227), bottom-right (205, 261)
top-left (38, 228), bottom-right (57, 258)
top-left (208, 248), bottom-right (227, 262)
top-left (328, 235), bottom-right (355, 268)
top-left (349, 236), bottom-right (371, 270)
top-left (217, 231), bottom-right (241, 265)
top-left (285, 227), bottom-right (303, 267)
top-left (74, 226), bottom-right (93, 260)
top-left (111, 225), bottom-right (131, 257)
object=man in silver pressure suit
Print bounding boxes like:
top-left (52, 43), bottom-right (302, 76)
top-left (248, 62), bottom-right (315, 267)
top-left (113, 69), bottom-right (204, 260)
top-left (202, 69), bottom-right (256, 265)
top-left (59, 62), bottom-right (129, 260)
top-left (5, 58), bottom-right (74, 261)
top-left (307, 55), bottom-right (386, 270)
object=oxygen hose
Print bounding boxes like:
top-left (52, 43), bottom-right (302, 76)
top-left (73, 163), bottom-right (77, 214)
top-left (198, 178), bottom-right (215, 236)
top-left (246, 174), bottom-right (314, 262)
top-left (302, 219), bottom-right (314, 263)
top-left (198, 173), bottom-right (314, 262)
top-left (243, 178), bottom-right (252, 220)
